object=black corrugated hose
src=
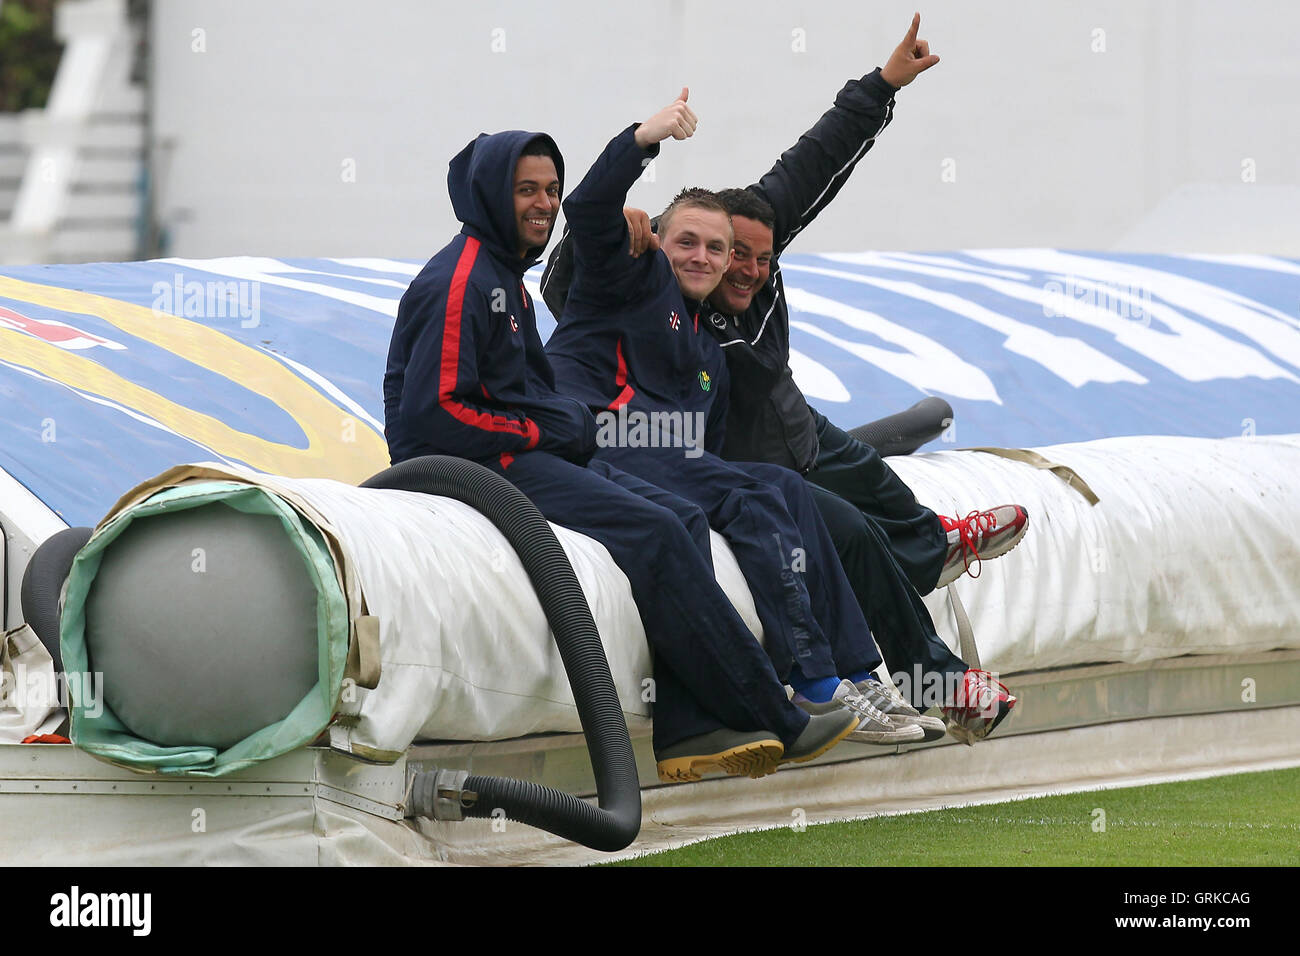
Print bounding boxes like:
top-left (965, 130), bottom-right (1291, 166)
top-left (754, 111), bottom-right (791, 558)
top-left (362, 455), bottom-right (642, 852)
top-left (847, 396), bottom-right (954, 457)
top-left (20, 526), bottom-right (94, 672)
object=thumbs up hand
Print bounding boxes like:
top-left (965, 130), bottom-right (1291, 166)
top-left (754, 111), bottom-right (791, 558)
top-left (634, 88), bottom-right (698, 148)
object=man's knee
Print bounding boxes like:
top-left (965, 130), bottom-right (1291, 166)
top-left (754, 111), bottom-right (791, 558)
top-left (677, 501), bottom-right (711, 543)
top-left (723, 480), bottom-right (796, 529)
top-left (743, 461), bottom-right (814, 505)
top-left (814, 491), bottom-right (873, 556)
top-left (739, 460), bottom-right (797, 484)
top-left (632, 497), bottom-right (698, 544)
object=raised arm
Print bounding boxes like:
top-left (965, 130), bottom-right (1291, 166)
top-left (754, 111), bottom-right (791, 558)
top-left (752, 13), bottom-right (939, 252)
top-left (561, 90), bottom-right (697, 305)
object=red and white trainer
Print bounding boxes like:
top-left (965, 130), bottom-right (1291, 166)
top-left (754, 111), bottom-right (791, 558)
top-left (942, 668), bottom-right (1018, 746)
top-left (935, 505), bottom-right (1029, 589)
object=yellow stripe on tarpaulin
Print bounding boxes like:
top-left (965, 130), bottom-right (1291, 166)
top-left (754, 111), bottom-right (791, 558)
top-left (0, 276), bottom-right (389, 482)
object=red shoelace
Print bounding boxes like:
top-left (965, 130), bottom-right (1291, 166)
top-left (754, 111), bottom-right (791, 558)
top-left (944, 509), bottom-right (999, 580)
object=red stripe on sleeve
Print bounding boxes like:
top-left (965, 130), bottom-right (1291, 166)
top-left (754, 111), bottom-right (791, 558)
top-left (439, 236), bottom-right (536, 440)
top-left (606, 337), bottom-right (636, 410)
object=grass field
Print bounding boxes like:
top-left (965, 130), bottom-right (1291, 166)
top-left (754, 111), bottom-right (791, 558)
top-left (611, 766), bottom-right (1300, 866)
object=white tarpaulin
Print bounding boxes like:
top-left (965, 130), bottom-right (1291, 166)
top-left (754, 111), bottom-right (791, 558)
top-left (86, 432), bottom-right (1300, 762)
top-left (901, 434), bottom-right (1300, 671)
top-left (100, 462), bottom-right (761, 762)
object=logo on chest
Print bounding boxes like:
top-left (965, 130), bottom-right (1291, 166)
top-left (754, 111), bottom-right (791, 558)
top-left (698, 370), bottom-right (711, 392)
top-left (509, 315), bottom-right (519, 333)
top-left (668, 310), bottom-right (680, 331)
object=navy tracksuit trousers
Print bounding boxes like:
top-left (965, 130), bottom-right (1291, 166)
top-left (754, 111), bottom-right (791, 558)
top-left (806, 409), bottom-right (948, 595)
top-left (803, 411), bottom-right (968, 705)
top-left (597, 444), bottom-right (882, 685)
top-left (487, 450), bottom-right (809, 753)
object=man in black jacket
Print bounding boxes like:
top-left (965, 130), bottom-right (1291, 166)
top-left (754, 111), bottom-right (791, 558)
top-left (547, 92), bottom-right (934, 747)
top-left (542, 14), bottom-right (1023, 741)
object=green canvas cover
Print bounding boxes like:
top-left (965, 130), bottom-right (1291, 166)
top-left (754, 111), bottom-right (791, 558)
top-left (60, 481), bottom-right (349, 776)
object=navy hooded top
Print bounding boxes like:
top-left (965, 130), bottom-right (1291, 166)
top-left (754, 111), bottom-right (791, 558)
top-left (383, 130), bottom-right (597, 467)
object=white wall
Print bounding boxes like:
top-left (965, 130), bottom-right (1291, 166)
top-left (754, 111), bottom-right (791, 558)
top-left (150, 0), bottom-right (1300, 258)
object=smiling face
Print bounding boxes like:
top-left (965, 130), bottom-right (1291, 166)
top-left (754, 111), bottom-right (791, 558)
top-left (513, 154), bottom-right (561, 257)
top-left (710, 215), bottom-right (773, 314)
top-left (659, 206), bottom-right (733, 302)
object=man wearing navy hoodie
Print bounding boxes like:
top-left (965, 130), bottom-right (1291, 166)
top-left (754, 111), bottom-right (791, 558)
top-left (383, 127), bottom-right (858, 782)
top-left (546, 93), bottom-right (939, 743)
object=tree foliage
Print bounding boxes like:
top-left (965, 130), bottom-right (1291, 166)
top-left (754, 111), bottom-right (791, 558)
top-left (0, 0), bottom-right (64, 112)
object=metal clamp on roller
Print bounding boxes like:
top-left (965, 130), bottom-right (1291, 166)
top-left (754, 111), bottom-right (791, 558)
top-left (406, 767), bottom-right (473, 821)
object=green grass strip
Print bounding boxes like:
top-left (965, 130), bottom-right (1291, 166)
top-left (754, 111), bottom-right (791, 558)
top-left (610, 765), bottom-right (1300, 866)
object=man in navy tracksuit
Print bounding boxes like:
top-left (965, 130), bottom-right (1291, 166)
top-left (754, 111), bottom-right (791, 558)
top-left (545, 93), bottom-right (934, 741)
top-left (384, 128), bottom-right (858, 782)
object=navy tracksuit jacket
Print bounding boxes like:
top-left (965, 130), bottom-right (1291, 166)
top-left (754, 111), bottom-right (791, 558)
top-left (546, 127), bottom-right (730, 438)
top-left (383, 129), bottom-right (809, 752)
top-left (547, 125), bottom-right (883, 685)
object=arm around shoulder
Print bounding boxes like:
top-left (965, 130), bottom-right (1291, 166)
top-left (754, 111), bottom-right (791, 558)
top-left (562, 89), bottom-right (697, 301)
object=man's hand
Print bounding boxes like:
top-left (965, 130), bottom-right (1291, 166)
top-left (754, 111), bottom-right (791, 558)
top-left (880, 13), bottom-right (940, 89)
top-left (634, 88), bottom-right (697, 149)
top-left (624, 207), bottom-right (659, 256)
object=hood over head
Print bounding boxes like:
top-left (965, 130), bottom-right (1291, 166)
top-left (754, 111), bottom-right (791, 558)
top-left (448, 130), bottom-right (564, 267)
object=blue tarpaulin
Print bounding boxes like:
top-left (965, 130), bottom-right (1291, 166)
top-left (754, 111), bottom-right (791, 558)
top-left (1, 250), bottom-right (1297, 527)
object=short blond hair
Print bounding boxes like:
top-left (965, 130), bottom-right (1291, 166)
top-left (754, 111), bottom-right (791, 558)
top-left (658, 187), bottom-right (733, 248)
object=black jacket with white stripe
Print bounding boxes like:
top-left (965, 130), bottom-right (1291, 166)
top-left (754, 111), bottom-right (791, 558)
top-left (542, 68), bottom-right (897, 472)
top-left (710, 67), bottom-right (897, 472)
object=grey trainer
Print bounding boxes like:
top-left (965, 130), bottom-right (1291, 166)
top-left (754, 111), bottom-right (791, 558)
top-left (855, 678), bottom-right (948, 743)
top-left (801, 679), bottom-right (925, 745)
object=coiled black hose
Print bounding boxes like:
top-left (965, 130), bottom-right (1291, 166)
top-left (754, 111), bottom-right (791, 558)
top-left (20, 526), bottom-right (94, 672)
top-left (362, 455), bottom-right (641, 852)
top-left (847, 396), bottom-right (953, 457)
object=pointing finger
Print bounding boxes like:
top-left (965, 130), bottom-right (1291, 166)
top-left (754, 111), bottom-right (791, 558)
top-left (903, 12), bottom-right (920, 44)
